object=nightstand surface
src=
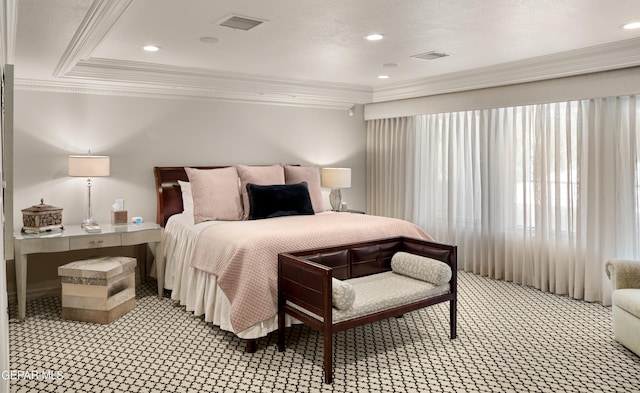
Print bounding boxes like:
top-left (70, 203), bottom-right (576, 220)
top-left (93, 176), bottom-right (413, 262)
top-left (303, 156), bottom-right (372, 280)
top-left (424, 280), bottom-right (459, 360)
top-left (13, 222), bottom-right (164, 320)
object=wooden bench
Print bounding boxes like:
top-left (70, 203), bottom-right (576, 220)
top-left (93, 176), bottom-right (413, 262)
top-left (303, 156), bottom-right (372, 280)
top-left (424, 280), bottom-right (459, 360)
top-left (277, 236), bottom-right (457, 384)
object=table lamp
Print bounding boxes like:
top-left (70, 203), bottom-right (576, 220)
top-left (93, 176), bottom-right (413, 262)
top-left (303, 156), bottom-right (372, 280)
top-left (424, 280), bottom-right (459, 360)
top-left (68, 153), bottom-right (110, 229)
top-left (321, 168), bottom-right (351, 211)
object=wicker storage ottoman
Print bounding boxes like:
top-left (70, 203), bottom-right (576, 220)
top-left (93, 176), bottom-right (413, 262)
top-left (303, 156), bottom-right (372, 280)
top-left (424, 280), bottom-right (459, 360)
top-left (58, 256), bottom-right (136, 324)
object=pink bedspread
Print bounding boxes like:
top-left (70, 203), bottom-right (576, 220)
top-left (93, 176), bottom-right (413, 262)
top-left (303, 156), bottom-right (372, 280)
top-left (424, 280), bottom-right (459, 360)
top-left (190, 212), bottom-right (431, 332)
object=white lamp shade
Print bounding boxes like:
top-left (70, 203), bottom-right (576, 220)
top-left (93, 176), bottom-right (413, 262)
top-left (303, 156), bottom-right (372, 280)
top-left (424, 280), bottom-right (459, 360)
top-left (321, 168), bottom-right (351, 188)
top-left (68, 155), bottom-right (111, 177)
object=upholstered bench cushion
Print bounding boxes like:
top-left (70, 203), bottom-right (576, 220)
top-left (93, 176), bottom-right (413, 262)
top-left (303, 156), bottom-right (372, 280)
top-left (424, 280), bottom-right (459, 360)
top-left (289, 272), bottom-right (448, 323)
top-left (612, 288), bottom-right (640, 319)
top-left (331, 272), bottom-right (448, 322)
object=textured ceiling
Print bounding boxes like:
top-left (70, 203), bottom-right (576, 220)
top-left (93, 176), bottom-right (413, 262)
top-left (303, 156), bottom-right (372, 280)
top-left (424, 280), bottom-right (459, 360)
top-left (11, 0), bottom-right (640, 107)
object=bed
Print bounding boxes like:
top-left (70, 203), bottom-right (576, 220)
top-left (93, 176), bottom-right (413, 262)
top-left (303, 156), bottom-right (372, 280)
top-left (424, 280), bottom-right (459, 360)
top-left (154, 165), bottom-right (433, 351)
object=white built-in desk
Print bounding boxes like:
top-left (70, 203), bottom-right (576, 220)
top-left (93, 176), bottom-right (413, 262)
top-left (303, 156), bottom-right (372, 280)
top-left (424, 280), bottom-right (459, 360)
top-left (14, 222), bottom-right (164, 320)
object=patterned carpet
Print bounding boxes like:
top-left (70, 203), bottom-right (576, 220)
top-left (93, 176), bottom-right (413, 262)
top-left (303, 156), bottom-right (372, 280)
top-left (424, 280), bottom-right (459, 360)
top-left (8, 272), bottom-right (640, 393)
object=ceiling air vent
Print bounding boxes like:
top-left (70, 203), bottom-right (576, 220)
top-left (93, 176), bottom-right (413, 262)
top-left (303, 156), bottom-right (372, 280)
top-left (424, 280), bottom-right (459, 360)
top-left (218, 14), bottom-right (265, 31)
top-left (411, 51), bottom-right (449, 60)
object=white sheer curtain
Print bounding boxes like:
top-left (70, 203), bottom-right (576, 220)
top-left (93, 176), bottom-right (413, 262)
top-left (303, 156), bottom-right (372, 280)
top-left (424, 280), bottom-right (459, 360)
top-left (366, 117), bottom-right (416, 219)
top-left (367, 96), bottom-right (640, 304)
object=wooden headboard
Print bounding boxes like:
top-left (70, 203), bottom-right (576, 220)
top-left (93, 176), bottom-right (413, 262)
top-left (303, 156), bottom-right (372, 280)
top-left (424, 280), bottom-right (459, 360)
top-left (154, 164), bottom-right (301, 227)
top-left (153, 166), bottom-right (225, 227)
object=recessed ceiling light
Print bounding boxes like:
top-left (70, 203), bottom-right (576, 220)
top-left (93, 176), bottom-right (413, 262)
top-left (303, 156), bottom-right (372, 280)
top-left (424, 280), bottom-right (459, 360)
top-left (377, 75), bottom-right (390, 79)
top-left (199, 36), bottom-right (220, 44)
top-left (623, 21), bottom-right (640, 30)
top-left (383, 63), bottom-right (399, 68)
top-left (365, 34), bottom-right (384, 41)
top-left (143, 45), bottom-right (160, 52)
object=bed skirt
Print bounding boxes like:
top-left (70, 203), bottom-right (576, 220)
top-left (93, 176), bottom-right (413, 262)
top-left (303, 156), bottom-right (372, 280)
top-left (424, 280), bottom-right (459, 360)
top-left (158, 214), bottom-right (298, 340)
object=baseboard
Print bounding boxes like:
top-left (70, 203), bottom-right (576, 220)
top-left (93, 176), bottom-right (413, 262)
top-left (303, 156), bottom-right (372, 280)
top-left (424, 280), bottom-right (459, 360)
top-left (6, 279), bottom-right (61, 305)
top-left (6, 271), bottom-right (145, 305)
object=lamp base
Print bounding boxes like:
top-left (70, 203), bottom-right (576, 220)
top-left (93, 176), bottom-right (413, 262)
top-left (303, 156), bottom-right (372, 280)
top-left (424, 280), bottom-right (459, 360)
top-left (81, 218), bottom-right (100, 232)
top-left (81, 178), bottom-right (100, 231)
top-left (329, 188), bottom-right (342, 212)
top-left (82, 218), bottom-right (97, 227)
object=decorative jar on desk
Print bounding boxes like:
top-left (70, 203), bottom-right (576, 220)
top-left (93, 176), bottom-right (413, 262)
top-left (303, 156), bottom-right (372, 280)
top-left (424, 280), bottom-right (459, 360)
top-left (21, 199), bottom-right (64, 234)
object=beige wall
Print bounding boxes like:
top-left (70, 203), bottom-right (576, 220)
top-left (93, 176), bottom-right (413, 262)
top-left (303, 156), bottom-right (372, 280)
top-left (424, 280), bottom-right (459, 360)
top-left (7, 90), bottom-right (366, 300)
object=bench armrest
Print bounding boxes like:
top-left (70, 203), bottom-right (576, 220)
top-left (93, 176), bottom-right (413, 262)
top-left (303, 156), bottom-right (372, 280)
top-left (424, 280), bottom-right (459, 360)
top-left (278, 253), bottom-right (332, 320)
top-left (606, 259), bottom-right (640, 290)
top-left (402, 238), bottom-right (457, 269)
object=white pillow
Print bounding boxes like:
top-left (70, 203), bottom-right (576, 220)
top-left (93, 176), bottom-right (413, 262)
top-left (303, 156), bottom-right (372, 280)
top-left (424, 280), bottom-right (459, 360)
top-left (391, 252), bottom-right (452, 286)
top-left (177, 180), bottom-right (194, 214)
top-left (332, 278), bottom-right (356, 310)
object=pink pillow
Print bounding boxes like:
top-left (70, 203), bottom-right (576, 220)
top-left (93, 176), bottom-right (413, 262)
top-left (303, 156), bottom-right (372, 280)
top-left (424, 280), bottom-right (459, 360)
top-left (185, 167), bottom-right (243, 223)
top-left (284, 165), bottom-right (325, 213)
top-left (236, 164), bottom-right (285, 219)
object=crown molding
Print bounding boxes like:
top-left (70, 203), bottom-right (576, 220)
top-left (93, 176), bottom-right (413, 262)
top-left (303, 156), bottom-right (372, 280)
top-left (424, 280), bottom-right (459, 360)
top-left (45, 57), bottom-right (372, 108)
top-left (31, 0), bottom-right (640, 109)
top-left (373, 37), bottom-right (640, 102)
top-left (44, 0), bottom-right (374, 111)
top-left (15, 77), bottom-right (370, 110)
top-left (53, 0), bottom-right (134, 77)
top-left (66, 58), bottom-right (373, 99)
top-left (53, 35), bottom-right (639, 107)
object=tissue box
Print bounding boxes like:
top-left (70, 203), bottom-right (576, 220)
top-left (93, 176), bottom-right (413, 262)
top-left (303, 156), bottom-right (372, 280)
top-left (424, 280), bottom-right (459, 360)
top-left (111, 210), bottom-right (128, 225)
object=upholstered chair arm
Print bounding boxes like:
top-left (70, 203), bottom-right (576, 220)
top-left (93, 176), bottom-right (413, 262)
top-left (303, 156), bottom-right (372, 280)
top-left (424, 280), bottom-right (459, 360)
top-left (606, 259), bottom-right (640, 290)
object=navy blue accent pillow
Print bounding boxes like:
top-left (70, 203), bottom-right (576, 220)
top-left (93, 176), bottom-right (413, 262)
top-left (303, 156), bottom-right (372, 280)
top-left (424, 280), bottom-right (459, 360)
top-left (246, 182), bottom-right (315, 220)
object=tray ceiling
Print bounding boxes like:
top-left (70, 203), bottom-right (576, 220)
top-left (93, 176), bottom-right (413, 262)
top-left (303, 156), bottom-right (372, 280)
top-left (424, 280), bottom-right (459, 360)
top-left (10, 0), bottom-right (640, 108)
